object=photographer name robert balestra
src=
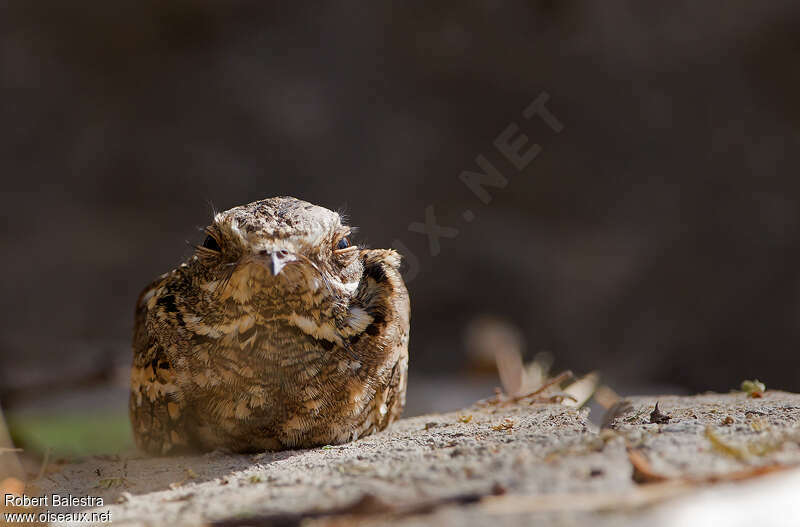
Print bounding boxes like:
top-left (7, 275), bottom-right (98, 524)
top-left (4, 493), bottom-right (104, 507)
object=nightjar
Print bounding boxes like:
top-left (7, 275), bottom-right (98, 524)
top-left (129, 197), bottom-right (410, 454)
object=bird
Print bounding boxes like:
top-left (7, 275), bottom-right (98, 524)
top-left (129, 197), bottom-right (410, 455)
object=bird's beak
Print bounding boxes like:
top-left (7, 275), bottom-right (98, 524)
top-left (267, 253), bottom-right (285, 276)
top-left (255, 249), bottom-right (295, 276)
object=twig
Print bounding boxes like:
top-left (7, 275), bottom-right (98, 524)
top-left (628, 448), bottom-right (670, 484)
top-left (627, 447), bottom-right (798, 486)
top-left (512, 370), bottom-right (574, 401)
top-left (485, 370), bottom-right (575, 408)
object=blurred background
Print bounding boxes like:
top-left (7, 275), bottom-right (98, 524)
top-left (2, 1), bottom-right (800, 456)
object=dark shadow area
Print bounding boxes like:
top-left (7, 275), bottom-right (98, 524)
top-left (36, 448), bottom-right (308, 505)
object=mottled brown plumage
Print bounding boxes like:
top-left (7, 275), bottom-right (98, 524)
top-left (129, 197), bottom-right (410, 455)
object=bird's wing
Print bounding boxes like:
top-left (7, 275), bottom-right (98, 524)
top-left (129, 276), bottom-right (194, 455)
top-left (346, 249), bottom-right (411, 428)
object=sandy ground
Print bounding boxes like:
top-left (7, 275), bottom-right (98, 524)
top-left (8, 391), bottom-right (800, 526)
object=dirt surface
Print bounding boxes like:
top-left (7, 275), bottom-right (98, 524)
top-left (23, 391), bottom-right (800, 526)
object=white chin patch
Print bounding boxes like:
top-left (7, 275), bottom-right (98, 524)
top-left (329, 277), bottom-right (359, 294)
top-left (342, 280), bottom-right (359, 294)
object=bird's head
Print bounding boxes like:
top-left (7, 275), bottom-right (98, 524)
top-left (194, 197), bottom-right (363, 305)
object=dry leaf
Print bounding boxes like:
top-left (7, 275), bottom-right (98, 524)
top-left (491, 418), bottom-right (514, 431)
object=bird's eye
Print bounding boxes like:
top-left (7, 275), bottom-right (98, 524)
top-left (202, 235), bottom-right (221, 252)
top-left (336, 237), bottom-right (350, 250)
